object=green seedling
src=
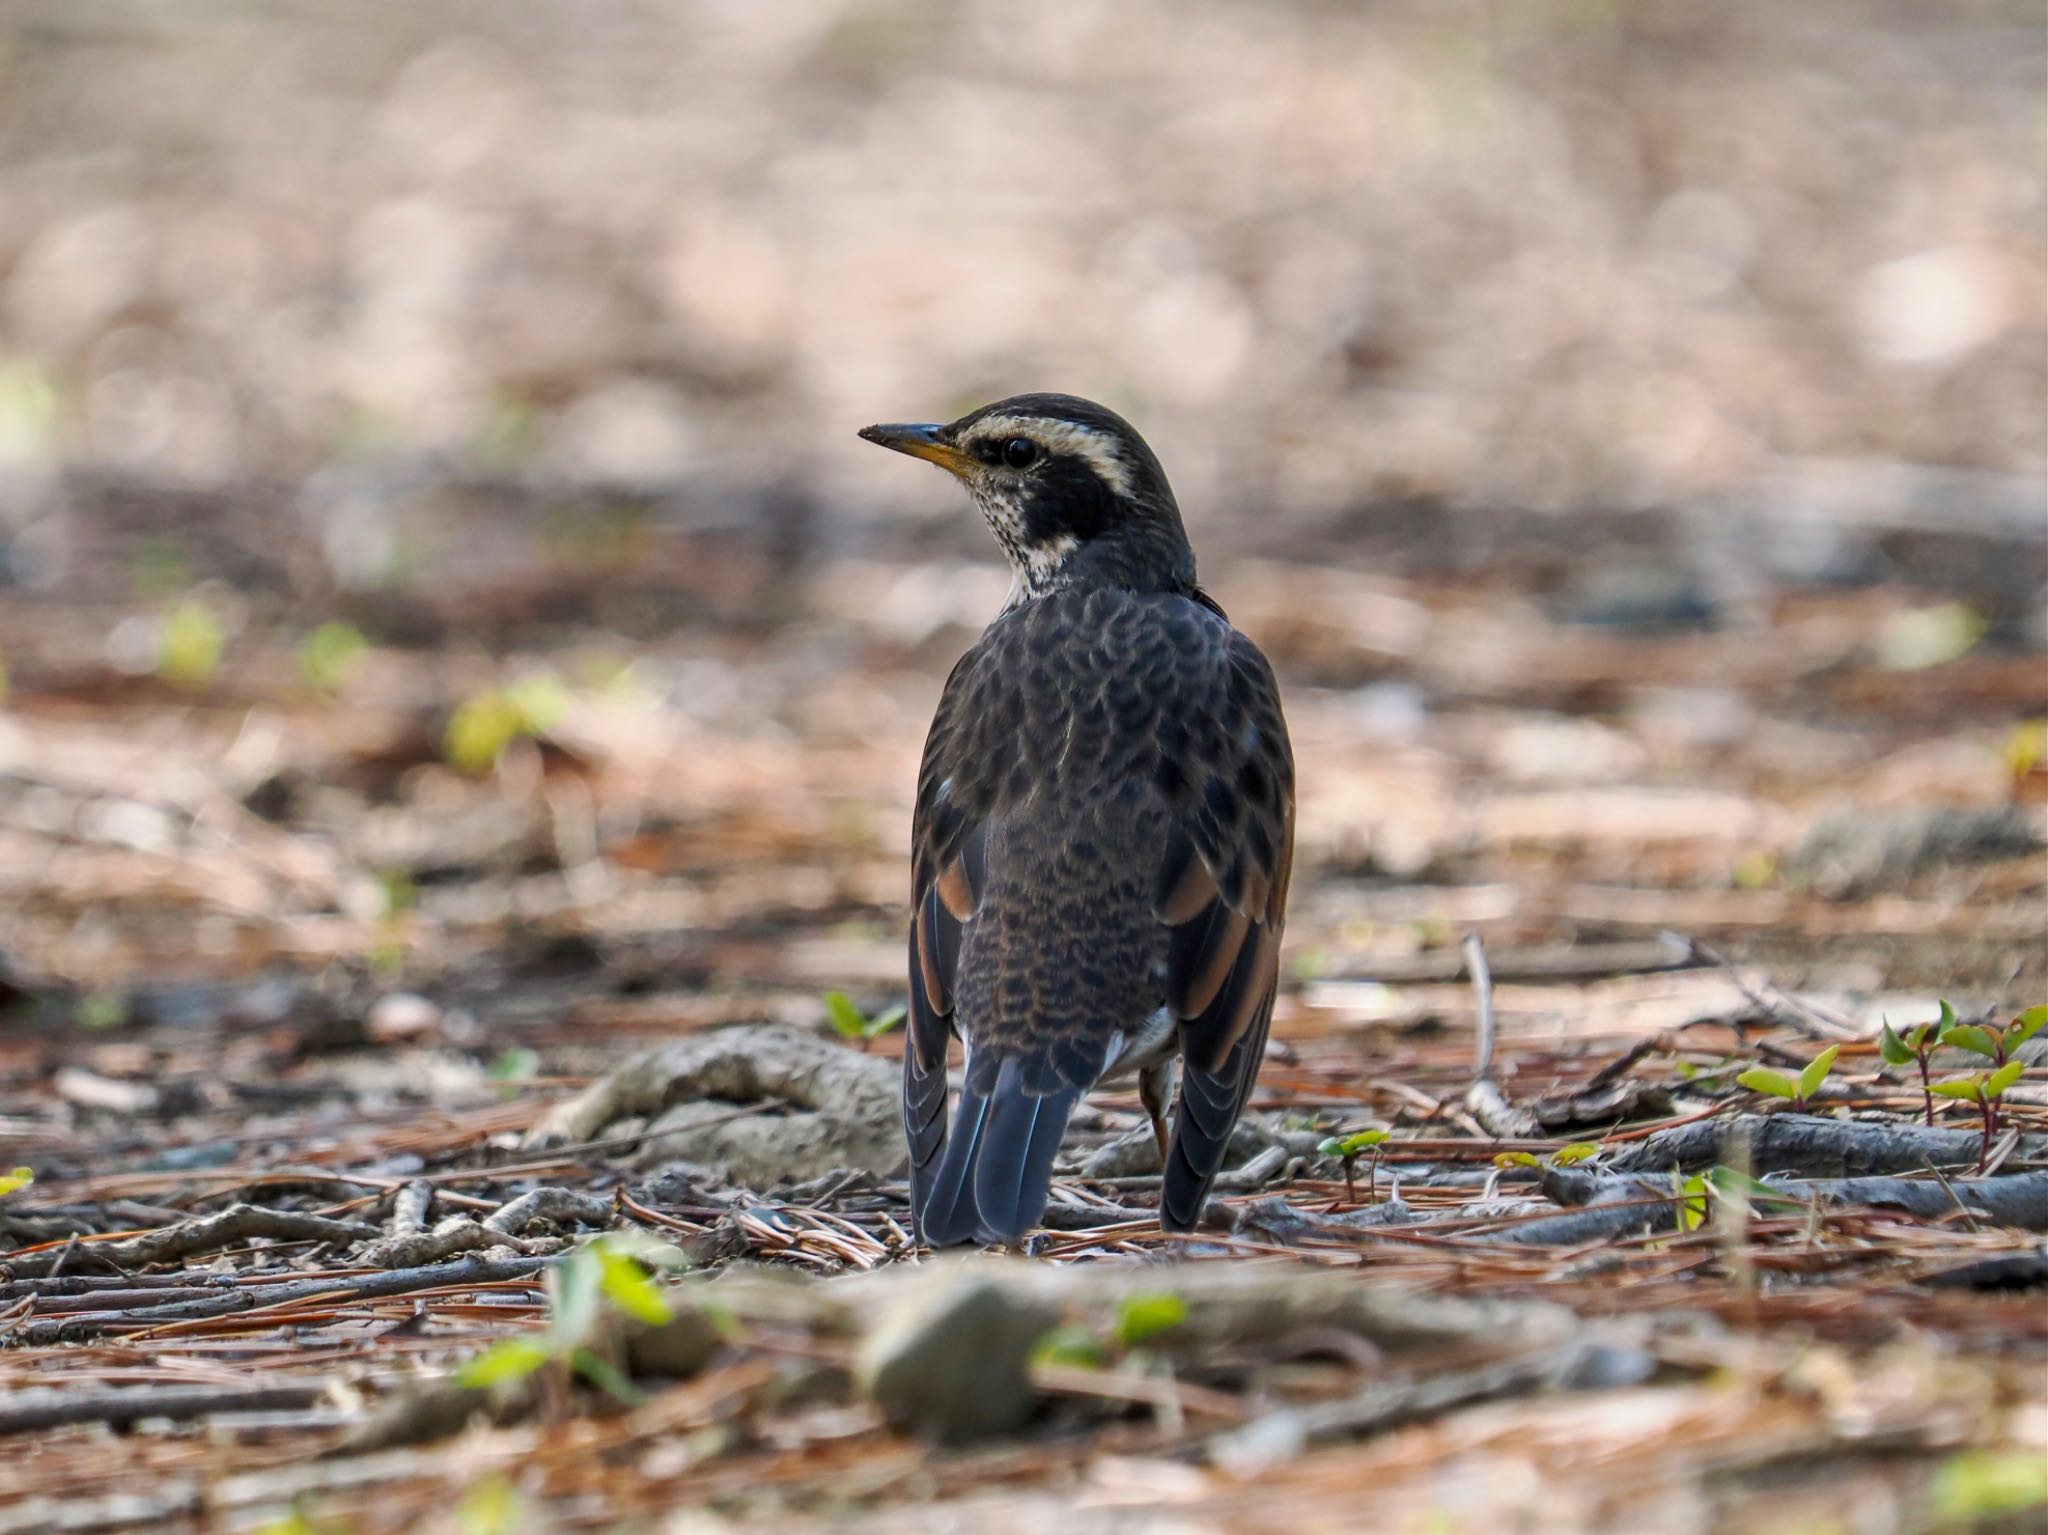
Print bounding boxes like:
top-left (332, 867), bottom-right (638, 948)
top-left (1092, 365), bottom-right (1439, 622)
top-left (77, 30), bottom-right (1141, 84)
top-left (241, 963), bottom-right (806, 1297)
top-left (1030, 1292), bottom-right (1188, 1373)
top-left (1928, 1005), bottom-right (2045, 1171)
top-left (456, 1474), bottom-right (526, 1535)
top-left (1030, 1324), bottom-right (1107, 1369)
top-left (1493, 1142), bottom-right (1603, 1174)
top-left (1114, 1291), bottom-right (1189, 1347)
top-left (1878, 1002), bottom-right (1956, 1127)
top-left (252, 1507), bottom-right (354, 1535)
top-left (823, 991), bottom-right (906, 1050)
top-left (1933, 1447), bottom-right (2048, 1523)
top-left (0, 1166), bottom-right (33, 1198)
top-left (444, 674), bottom-right (569, 775)
top-left (1736, 1044), bottom-right (1839, 1111)
top-left (1317, 1128), bottom-right (1392, 1201)
top-left (453, 1231), bottom-right (692, 1400)
top-left (489, 1047), bottom-right (541, 1100)
top-left (76, 990), bottom-right (129, 1032)
top-left (157, 598), bottom-right (225, 687)
top-left (1675, 1165), bottom-right (1805, 1233)
top-left (300, 621), bottom-right (368, 691)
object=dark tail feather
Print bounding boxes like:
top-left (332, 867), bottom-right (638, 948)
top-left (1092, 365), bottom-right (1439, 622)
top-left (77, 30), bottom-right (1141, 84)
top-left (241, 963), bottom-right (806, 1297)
top-left (916, 1074), bottom-right (991, 1247)
top-left (971, 1058), bottom-right (1082, 1245)
top-left (1161, 991), bottom-right (1275, 1232)
top-left (914, 1053), bottom-right (1079, 1247)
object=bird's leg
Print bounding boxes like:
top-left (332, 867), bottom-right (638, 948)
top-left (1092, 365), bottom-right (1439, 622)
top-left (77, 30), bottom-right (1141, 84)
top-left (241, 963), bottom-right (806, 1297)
top-left (1139, 1059), bottom-right (1172, 1170)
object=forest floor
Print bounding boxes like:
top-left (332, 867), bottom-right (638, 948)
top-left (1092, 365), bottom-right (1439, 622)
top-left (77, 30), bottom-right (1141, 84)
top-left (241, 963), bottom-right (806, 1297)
top-left (1, 470), bottom-right (2044, 1535)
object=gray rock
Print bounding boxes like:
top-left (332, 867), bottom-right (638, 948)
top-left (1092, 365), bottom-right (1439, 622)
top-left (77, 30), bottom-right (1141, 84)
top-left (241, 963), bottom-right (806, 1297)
top-left (855, 1274), bottom-right (1052, 1444)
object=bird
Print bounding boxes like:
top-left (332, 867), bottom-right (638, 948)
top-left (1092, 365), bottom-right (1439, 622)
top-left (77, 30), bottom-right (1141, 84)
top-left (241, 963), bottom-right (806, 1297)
top-left (859, 393), bottom-right (1294, 1247)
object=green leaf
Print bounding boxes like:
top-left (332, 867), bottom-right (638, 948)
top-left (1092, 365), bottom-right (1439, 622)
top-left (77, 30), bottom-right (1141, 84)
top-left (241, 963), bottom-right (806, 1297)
top-left (1708, 1166), bottom-right (1804, 1212)
top-left (1114, 1292), bottom-right (1189, 1347)
top-left (1677, 1173), bottom-right (1709, 1232)
top-left (457, 1474), bottom-right (523, 1535)
top-left (1985, 1059), bottom-right (2025, 1098)
top-left (506, 674), bottom-right (569, 735)
top-left (1325, 1130), bottom-right (1391, 1157)
top-left (861, 1003), bottom-right (907, 1040)
top-left (157, 598), bottom-right (225, 687)
top-left (1548, 1142), bottom-right (1601, 1167)
top-left (1796, 1045), bottom-right (1839, 1103)
top-left (0, 1166), bottom-right (32, 1198)
top-left (1945, 1025), bottom-right (1999, 1058)
top-left (300, 621), bottom-right (368, 691)
top-left (489, 1047), bottom-right (540, 1083)
top-left (569, 1347), bottom-right (647, 1406)
top-left (77, 989), bottom-right (129, 1032)
top-left (1031, 1324), bottom-right (1106, 1368)
top-left (1736, 1067), bottom-right (1798, 1099)
top-left (1936, 999), bottom-right (1958, 1037)
top-left (454, 1336), bottom-right (553, 1389)
top-left (1905, 1023), bottom-right (1935, 1051)
top-left (596, 1246), bottom-right (673, 1326)
top-left (1933, 1448), bottom-right (2048, 1521)
top-left (2006, 1005), bottom-right (2048, 1050)
top-left (1492, 1150), bottom-right (1542, 1169)
top-left (445, 690), bottom-right (526, 775)
top-left (1876, 1021), bottom-right (1914, 1066)
top-left (1930, 1076), bottom-right (1985, 1102)
top-left (251, 1511), bottom-right (351, 1535)
top-left (822, 991), bottom-right (867, 1040)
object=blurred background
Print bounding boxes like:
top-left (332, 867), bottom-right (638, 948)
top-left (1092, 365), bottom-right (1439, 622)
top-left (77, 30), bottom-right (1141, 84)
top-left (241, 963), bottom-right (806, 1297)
top-left (0, 0), bottom-right (2042, 1056)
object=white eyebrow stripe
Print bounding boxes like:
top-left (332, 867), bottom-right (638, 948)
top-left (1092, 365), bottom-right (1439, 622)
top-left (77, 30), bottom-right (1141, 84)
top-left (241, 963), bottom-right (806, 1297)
top-left (965, 414), bottom-right (1134, 499)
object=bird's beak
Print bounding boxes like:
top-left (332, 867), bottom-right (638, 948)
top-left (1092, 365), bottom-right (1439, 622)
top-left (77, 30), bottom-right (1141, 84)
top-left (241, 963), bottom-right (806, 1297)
top-left (858, 422), bottom-right (973, 478)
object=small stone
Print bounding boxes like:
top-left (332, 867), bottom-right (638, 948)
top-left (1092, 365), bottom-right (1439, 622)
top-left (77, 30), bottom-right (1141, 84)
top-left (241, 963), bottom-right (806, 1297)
top-left (366, 992), bottom-right (442, 1043)
top-left (856, 1274), bottom-right (1051, 1444)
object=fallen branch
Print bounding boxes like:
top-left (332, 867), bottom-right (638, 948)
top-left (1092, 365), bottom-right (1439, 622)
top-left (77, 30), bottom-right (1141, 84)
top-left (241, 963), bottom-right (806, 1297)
top-left (1, 1205), bottom-right (380, 1280)
top-left (1541, 1167), bottom-right (2048, 1233)
top-left (1605, 1113), bottom-right (2048, 1179)
top-left (484, 1187), bottom-right (614, 1235)
top-left (15, 1253), bottom-right (552, 1346)
top-left (354, 1218), bottom-right (553, 1269)
top-left (1800, 1171), bottom-right (2048, 1230)
top-left (0, 1383), bottom-right (328, 1438)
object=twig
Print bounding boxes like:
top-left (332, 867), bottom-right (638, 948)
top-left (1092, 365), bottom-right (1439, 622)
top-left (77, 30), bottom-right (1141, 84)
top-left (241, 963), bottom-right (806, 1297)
top-left (355, 1218), bottom-right (553, 1269)
top-left (389, 1179), bottom-right (434, 1236)
top-left (1585, 1035), bottom-right (1669, 1093)
top-left (1, 1205), bottom-right (380, 1279)
top-left (484, 1186), bottom-right (616, 1235)
top-left (15, 1253), bottom-right (555, 1345)
top-left (1465, 930), bottom-right (1497, 1079)
top-left (1461, 932), bottom-right (1539, 1140)
top-left (0, 1383), bottom-right (330, 1438)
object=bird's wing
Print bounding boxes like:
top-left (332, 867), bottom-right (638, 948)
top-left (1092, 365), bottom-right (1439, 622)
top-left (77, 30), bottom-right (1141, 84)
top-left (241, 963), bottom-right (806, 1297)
top-left (904, 596), bottom-right (1293, 1244)
top-left (1154, 627), bottom-right (1294, 1231)
top-left (903, 669), bottom-right (983, 1225)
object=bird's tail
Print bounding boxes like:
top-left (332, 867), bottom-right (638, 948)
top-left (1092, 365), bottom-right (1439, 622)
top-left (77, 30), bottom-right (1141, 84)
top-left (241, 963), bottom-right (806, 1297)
top-left (915, 1053), bottom-right (1082, 1247)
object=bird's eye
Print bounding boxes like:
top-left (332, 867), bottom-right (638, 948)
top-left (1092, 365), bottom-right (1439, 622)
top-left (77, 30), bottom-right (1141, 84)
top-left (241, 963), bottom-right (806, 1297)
top-left (1001, 437), bottom-right (1038, 469)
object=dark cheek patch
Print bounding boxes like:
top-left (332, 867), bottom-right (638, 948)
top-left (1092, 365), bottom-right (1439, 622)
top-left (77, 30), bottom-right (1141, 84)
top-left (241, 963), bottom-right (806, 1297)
top-left (1022, 460), bottom-right (1115, 544)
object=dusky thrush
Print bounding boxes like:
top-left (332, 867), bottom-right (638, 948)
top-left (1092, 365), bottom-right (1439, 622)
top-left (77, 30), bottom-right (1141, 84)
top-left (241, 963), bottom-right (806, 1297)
top-left (860, 394), bottom-right (1294, 1246)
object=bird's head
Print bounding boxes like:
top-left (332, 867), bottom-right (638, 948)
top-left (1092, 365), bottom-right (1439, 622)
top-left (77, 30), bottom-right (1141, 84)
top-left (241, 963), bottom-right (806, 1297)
top-left (860, 393), bottom-right (1195, 602)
